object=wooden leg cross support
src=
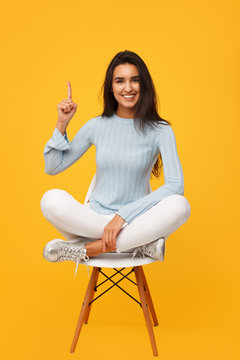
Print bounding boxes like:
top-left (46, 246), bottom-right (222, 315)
top-left (70, 265), bottom-right (159, 356)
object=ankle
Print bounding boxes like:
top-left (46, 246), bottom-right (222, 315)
top-left (85, 240), bottom-right (103, 257)
top-left (85, 241), bottom-right (114, 257)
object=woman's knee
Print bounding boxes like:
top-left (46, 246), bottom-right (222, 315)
top-left (40, 189), bottom-right (68, 217)
top-left (167, 194), bottom-right (191, 222)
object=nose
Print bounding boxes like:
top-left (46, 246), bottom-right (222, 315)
top-left (124, 81), bottom-right (133, 91)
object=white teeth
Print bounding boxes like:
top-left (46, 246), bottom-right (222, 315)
top-left (123, 95), bottom-right (134, 98)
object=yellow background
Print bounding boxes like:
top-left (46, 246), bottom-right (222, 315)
top-left (1, 0), bottom-right (239, 359)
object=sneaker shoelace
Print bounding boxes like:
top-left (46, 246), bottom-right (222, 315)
top-left (57, 240), bottom-right (90, 278)
top-left (131, 238), bottom-right (165, 260)
top-left (131, 245), bottom-right (147, 259)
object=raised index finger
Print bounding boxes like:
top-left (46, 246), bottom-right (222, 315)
top-left (67, 80), bottom-right (72, 100)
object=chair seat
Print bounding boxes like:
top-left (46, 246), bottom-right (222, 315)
top-left (79, 252), bottom-right (157, 268)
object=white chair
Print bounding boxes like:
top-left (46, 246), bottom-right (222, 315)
top-left (70, 174), bottom-right (162, 356)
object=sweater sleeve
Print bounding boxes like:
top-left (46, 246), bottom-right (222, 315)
top-left (43, 117), bottom-right (96, 175)
top-left (116, 125), bottom-right (184, 224)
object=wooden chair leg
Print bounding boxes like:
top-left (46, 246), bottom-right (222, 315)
top-left (134, 266), bottom-right (158, 356)
top-left (139, 266), bottom-right (159, 326)
top-left (70, 267), bottom-right (99, 353)
top-left (84, 267), bottom-right (100, 324)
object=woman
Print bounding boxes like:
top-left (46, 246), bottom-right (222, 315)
top-left (41, 50), bottom-right (191, 277)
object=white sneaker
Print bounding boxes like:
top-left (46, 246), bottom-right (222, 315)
top-left (43, 238), bottom-right (90, 277)
top-left (131, 237), bottom-right (165, 261)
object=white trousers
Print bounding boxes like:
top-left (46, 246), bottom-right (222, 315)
top-left (40, 189), bottom-right (191, 253)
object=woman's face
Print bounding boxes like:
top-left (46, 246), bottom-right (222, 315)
top-left (112, 63), bottom-right (140, 113)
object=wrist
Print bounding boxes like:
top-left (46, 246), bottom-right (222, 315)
top-left (56, 121), bottom-right (67, 136)
top-left (115, 214), bottom-right (125, 224)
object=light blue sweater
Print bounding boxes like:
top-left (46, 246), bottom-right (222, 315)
top-left (43, 112), bottom-right (184, 224)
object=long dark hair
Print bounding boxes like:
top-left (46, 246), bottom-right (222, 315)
top-left (98, 50), bottom-right (172, 179)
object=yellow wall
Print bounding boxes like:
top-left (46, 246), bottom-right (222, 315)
top-left (1, 0), bottom-right (239, 359)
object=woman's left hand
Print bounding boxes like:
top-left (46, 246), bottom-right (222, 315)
top-left (101, 215), bottom-right (126, 252)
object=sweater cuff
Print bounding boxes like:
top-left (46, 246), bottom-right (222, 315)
top-left (116, 209), bottom-right (131, 224)
top-left (50, 127), bottom-right (72, 150)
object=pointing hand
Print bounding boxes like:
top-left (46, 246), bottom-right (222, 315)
top-left (57, 80), bottom-right (78, 128)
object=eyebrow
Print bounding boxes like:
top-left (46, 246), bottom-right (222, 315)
top-left (114, 75), bottom-right (140, 80)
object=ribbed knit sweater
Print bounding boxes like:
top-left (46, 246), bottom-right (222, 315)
top-left (43, 112), bottom-right (184, 224)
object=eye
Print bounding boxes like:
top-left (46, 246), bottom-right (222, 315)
top-left (116, 79), bottom-right (139, 83)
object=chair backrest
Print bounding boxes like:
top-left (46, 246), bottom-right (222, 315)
top-left (84, 174), bottom-right (152, 206)
top-left (84, 174), bottom-right (97, 206)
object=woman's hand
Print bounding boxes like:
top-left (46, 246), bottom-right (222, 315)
top-left (101, 215), bottom-right (126, 252)
top-left (56, 80), bottom-right (78, 135)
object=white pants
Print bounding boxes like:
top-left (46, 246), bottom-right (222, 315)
top-left (40, 189), bottom-right (191, 253)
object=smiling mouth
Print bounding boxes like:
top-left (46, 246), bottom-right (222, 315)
top-left (122, 94), bottom-right (136, 100)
